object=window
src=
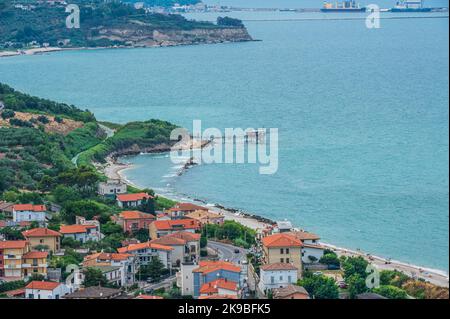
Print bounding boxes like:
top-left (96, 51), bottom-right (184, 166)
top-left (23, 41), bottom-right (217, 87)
top-left (270, 276), bottom-right (274, 284)
top-left (286, 248), bottom-right (289, 254)
top-left (286, 258), bottom-right (290, 263)
top-left (279, 276), bottom-right (283, 281)
top-left (288, 276), bottom-right (292, 283)
top-left (280, 248), bottom-right (284, 254)
top-left (280, 258), bottom-right (284, 263)
top-left (40, 239), bottom-right (44, 244)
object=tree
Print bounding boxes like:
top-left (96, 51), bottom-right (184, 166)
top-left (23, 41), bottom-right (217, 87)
top-left (137, 257), bottom-right (169, 282)
top-left (347, 274), bottom-right (368, 299)
top-left (298, 274), bottom-right (339, 299)
top-left (320, 253), bottom-right (340, 267)
top-left (83, 267), bottom-right (109, 287)
top-left (217, 16), bottom-right (244, 27)
top-left (140, 198), bottom-right (155, 214)
top-left (200, 235), bottom-right (207, 248)
top-left (380, 270), bottom-right (409, 288)
top-left (342, 256), bottom-right (369, 280)
top-left (61, 237), bottom-right (81, 249)
top-left (373, 285), bottom-right (408, 299)
top-left (0, 226), bottom-right (25, 240)
top-left (133, 228), bottom-right (150, 243)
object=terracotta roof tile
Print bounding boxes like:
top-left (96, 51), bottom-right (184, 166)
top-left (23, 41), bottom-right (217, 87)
top-left (23, 251), bottom-right (49, 259)
top-left (117, 241), bottom-right (173, 253)
top-left (262, 233), bottom-right (303, 248)
top-left (60, 224), bottom-right (94, 234)
top-left (152, 219), bottom-right (200, 231)
top-left (13, 204), bottom-right (46, 212)
top-left (260, 263), bottom-right (298, 271)
top-left (25, 281), bottom-right (60, 291)
top-left (194, 261), bottom-right (241, 274)
top-left (117, 193), bottom-right (153, 202)
top-left (0, 240), bottom-right (28, 249)
top-left (170, 202), bottom-right (208, 212)
top-left (200, 279), bottom-right (238, 294)
top-left (119, 211), bottom-right (155, 220)
top-left (22, 228), bottom-right (61, 238)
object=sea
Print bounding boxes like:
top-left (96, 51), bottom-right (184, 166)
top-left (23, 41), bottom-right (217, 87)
top-left (0, 0), bottom-right (448, 273)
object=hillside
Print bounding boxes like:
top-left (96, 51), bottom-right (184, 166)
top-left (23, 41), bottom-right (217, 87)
top-left (0, 0), bottom-right (252, 50)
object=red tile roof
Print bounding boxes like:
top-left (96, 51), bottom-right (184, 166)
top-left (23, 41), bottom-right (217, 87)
top-left (151, 236), bottom-right (186, 246)
top-left (22, 228), bottom-right (61, 238)
top-left (84, 252), bottom-right (133, 263)
top-left (194, 261), bottom-right (241, 274)
top-left (119, 211), bottom-right (155, 220)
top-left (198, 295), bottom-right (238, 299)
top-left (117, 193), bottom-right (153, 202)
top-left (152, 219), bottom-right (200, 231)
top-left (286, 231), bottom-right (321, 241)
top-left (0, 240), bottom-right (28, 249)
top-left (23, 251), bottom-right (48, 259)
top-left (25, 281), bottom-right (60, 291)
top-left (166, 231), bottom-right (201, 242)
top-left (262, 233), bottom-right (303, 248)
top-left (200, 279), bottom-right (238, 294)
top-left (117, 241), bottom-right (173, 253)
top-left (13, 204), bottom-right (46, 212)
top-left (260, 263), bottom-right (298, 271)
top-left (59, 224), bottom-right (95, 234)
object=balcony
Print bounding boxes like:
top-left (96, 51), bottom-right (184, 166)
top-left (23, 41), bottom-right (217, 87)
top-left (6, 264), bottom-right (22, 269)
top-left (4, 255), bottom-right (21, 260)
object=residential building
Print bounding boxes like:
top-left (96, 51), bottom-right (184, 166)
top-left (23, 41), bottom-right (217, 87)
top-left (116, 210), bottom-right (155, 233)
top-left (82, 252), bottom-right (137, 287)
top-left (192, 261), bottom-right (241, 298)
top-left (149, 219), bottom-right (201, 240)
top-left (85, 266), bottom-right (122, 287)
top-left (117, 241), bottom-right (173, 269)
top-left (135, 294), bottom-right (164, 299)
top-left (22, 228), bottom-right (62, 253)
top-left (258, 263), bottom-right (298, 294)
top-left (179, 261), bottom-right (197, 296)
top-left (274, 220), bottom-right (293, 233)
top-left (98, 179), bottom-right (127, 198)
top-left (185, 210), bottom-right (224, 225)
top-left (151, 231), bottom-right (200, 267)
top-left (199, 278), bottom-right (239, 298)
top-left (116, 193), bottom-right (153, 208)
top-left (0, 240), bottom-right (29, 278)
top-left (12, 204), bottom-right (47, 223)
top-left (63, 286), bottom-right (124, 299)
top-left (167, 202), bottom-right (208, 219)
top-left (261, 233), bottom-right (303, 276)
top-left (272, 285), bottom-right (310, 299)
top-left (59, 224), bottom-right (102, 243)
top-left (286, 231), bottom-right (324, 264)
top-left (25, 281), bottom-right (71, 299)
top-left (0, 201), bottom-right (14, 216)
top-left (22, 251), bottom-right (48, 279)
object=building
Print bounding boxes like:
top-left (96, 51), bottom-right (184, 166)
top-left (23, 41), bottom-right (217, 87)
top-left (85, 266), bottom-right (123, 287)
top-left (185, 210), bottom-right (224, 225)
top-left (261, 233), bottom-right (303, 276)
top-left (63, 286), bottom-right (124, 299)
top-left (150, 231), bottom-right (201, 267)
top-left (168, 202), bottom-right (209, 219)
top-left (192, 261), bottom-right (241, 298)
top-left (98, 179), bottom-right (127, 198)
top-left (59, 224), bottom-right (102, 243)
top-left (82, 252), bottom-right (137, 287)
top-left (22, 251), bottom-right (48, 278)
top-left (258, 263), bottom-right (298, 294)
top-left (286, 231), bottom-right (324, 264)
top-left (199, 278), bottom-right (239, 298)
top-left (117, 241), bottom-right (173, 269)
top-left (149, 219), bottom-right (201, 240)
top-left (12, 204), bottom-right (47, 223)
top-left (116, 193), bottom-right (153, 208)
top-left (25, 281), bottom-right (71, 299)
top-left (135, 294), bottom-right (164, 299)
top-left (116, 210), bottom-right (155, 233)
top-left (0, 201), bottom-right (14, 216)
top-left (0, 240), bottom-right (29, 278)
top-left (22, 228), bottom-right (62, 253)
top-left (274, 220), bottom-right (293, 233)
top-left (272, 285), bottom-right (310, 299)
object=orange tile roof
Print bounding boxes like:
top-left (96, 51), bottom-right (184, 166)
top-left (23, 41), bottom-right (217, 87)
top-left (84, 252), bottom-right (133, 263)
top-left (117, 193), bottom-right (153, 202)
top-left (117, 241), bottom-right (173, 253)
top-left (152, 219), bottom-right (200, 231)
top-left (200, 279), bottom-right (238, 294)
top-left (25, 281), bottom-right (61, 291)
top-left (166, 231), bottom-right (201, 242)
top-left (0, 240), bottom-right (28, 249)
top-left (23, 251), bottom-right (48, 259)
top-left (198, 295), bottom-right (238, 299)
top-left (194, 261), bottom-right (241, 274)
top-left (151, 236), bottom-right (186, 246)
top-left (170, 202), bottom-right (208, 212)
top-left (260, 263), bottom-right (298, 271)
top-left (13, 204), bottom-right (46, 212)
top-left (22, 228), bottom-right (61, 238)
top-left (286, 231), bottom-right (321, 241)
top-left (262, 233), bottom-right (303, 248)
top-left (136, 295), bottom-right (164, 299)
top-left (59, 224), bottom-right (94, 234)
top-left (120, 211), bottom-right (155, 220)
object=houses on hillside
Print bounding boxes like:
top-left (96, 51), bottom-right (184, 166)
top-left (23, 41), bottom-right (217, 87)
top-left (0, 241), bottom-right (48, 279)
top-left (261, 233), bottom-right (303, 276)
top-left (98, 179), bottom-right (127, 198)
top-left (117, 241), bottom-right (173, 270)
top-left (22, 228), bottom-right (61, 253)
top-left (115, 210), bottom-right (155, 233)
top-left (25, 281), bottom-right (72, 299)
top-left (150, 231), bottom-right (200, 267)
top-left (12, 204), bottom-right (47, 224)
top-left (167, 202), bottom-right (208, 219)
top-left (116, 193), bottom-right (153, 208)
top-left (185, 210), bottom-right (224, 226)
top-left (149, 219), bottom-right (201, 240)
top-left (59, 224), bottom-right (102, 243)
top-left (258, 263), bottom-right (298, 293)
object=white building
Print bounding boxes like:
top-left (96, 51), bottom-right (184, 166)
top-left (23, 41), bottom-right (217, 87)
top-left (98, 179), bottom-right (127, 198)
top-left (60, 224), bottom-right (102, 243)
top-left (179, 261), bottom-right (197, 296)
top-left (12, 204), bottom-right (47, 223)
top-left (117, 241), bottom-right (173, 270)
top-left (258, 263), bottom-right (298, 294)
top-left (25, 281), bottom-right (72, 299)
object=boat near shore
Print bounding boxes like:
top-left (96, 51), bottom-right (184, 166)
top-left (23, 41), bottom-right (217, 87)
top-left (391, 0), bottom-right (433, 12)
top-left (320, 1), bottom-right (366, 12)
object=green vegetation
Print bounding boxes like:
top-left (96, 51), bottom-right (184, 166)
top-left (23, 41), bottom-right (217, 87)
top-left (136, 256), bottom-right (169, 282)
top-left (298, 271), bottom-right (339, 299)
top-left (373, 285), bottom-right (408, 299)
top-left (83, 267), bottom-right (118, 288)
top-left (0, 0), bottom-right (228, 50)
top-left (217, 17), bottom-right (244, 27)
top-left (319, 250), bottom-right (340, 268)
top-left (203, 220), bottom-right (256, 248)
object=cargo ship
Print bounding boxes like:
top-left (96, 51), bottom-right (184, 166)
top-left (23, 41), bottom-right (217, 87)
top-left (321, 1), bottom-right (366, 12)
top-left (391, 0), bottom-right (432, 12)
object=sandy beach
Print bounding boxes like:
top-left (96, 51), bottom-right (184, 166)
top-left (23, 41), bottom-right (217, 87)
top-left (101, 157), bottom-right (449, 288)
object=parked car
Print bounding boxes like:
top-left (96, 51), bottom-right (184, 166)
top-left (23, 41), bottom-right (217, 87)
top-left (313, 271), bottom-right (323, 276)
top-left (234, 248), bottom-right (240, 254)
top-left (338, 281), bottom-right (348, 289)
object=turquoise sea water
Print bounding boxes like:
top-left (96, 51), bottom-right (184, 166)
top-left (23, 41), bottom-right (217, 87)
top-left (0, 6), bottom-right (448, 272)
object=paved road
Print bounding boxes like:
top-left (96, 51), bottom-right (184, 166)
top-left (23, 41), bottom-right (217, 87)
top-left (141, 275), bottom-right (177, 293)
top-left (207, 241), bottom-right (248, 265)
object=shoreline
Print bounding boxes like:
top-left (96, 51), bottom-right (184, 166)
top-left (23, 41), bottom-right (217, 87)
top-left (102, 155), bottom-right (449, 288)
